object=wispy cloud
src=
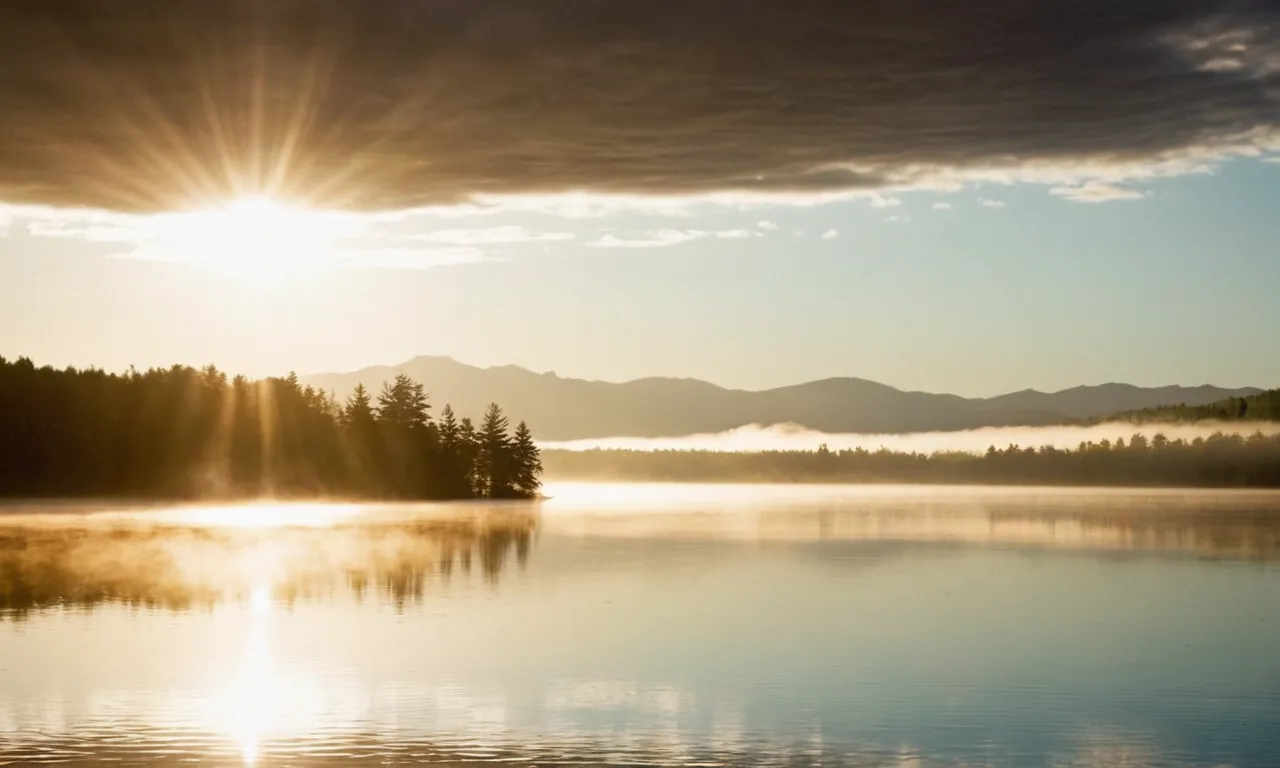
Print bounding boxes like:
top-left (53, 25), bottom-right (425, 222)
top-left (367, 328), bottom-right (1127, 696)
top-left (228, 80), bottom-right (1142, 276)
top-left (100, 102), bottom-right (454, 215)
top-left (409, 226), bottom-right (576, 245)
top-left (932, 202), bottom-right (952, 211)
top-left (586, 229), bottom-right (709, 248)
top-left (329, 247), bottom-right (492, 270)
top-left (820, 228), bottom-right (839, 240)
top-left (756, 220), bottom-right (779, 231)
top-left (1050, 182), bottom-right (1146, 203)
top-left (979, 198), bottom-right (1007, 209)
top-left (713, 229), bottom-right (756, 239)
top-left (4, 203), bottom-right (504, 272)
top-left (869, 194), bottom-right (903, 208)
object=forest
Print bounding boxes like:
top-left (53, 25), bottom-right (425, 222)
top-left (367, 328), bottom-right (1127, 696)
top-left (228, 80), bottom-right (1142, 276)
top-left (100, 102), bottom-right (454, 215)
top-left (0, 356), bottom-right (542, 500)
top-left (1101, 389), bottom-right (1280, 423)
top-left (544, 431), bottom-right (1280, 487)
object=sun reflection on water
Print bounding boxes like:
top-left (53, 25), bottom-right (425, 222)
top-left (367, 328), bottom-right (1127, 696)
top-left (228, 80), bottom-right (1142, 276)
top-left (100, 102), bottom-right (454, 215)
top-left (207, 585), bottom-right (288, 765)
top-left (235, 586), bottom-right (274, 764)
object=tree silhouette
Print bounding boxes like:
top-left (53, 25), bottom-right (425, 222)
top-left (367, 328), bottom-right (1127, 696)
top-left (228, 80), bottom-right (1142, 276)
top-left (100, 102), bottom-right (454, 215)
top-left (0, 356), bottom-right (543, 500)
top-left (512, 421), bottom-right (543, 497)
top-left (376, 374), bottom-right (431, 430)
top-left (477, 403), bottom-right (513, 498)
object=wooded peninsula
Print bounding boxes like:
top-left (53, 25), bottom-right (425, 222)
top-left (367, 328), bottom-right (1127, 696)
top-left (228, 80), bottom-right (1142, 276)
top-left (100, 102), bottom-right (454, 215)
top-left (0, 356), bottom-right (542, 500)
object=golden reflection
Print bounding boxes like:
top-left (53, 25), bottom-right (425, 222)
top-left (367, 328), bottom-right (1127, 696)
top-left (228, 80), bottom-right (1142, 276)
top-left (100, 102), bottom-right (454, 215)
top-left (2, 488), bottom-right (1279, 621)
top-left (158, 501), bottom-right (364, 529)
top-left (0, 509), bottom-right (538, 619)
top-left (233, 585), bottom-right (271, 765)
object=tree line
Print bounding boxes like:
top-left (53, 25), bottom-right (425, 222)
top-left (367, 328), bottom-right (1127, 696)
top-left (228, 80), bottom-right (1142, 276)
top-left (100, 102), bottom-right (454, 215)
top-left (0, 356), bottom-right (542, 500)
top-left (1098, 389), bottom-right (1280, 424)
top-left (544, 431), bottom-right (1280, 487)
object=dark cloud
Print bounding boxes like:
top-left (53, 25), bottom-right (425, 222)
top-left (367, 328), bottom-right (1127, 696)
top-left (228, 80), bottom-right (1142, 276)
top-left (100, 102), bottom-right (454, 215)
top-left (1, 0), bottom-right (1278, 212)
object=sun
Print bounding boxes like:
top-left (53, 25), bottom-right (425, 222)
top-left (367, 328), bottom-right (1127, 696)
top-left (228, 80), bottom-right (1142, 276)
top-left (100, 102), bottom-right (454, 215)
top-left (139, 195), bottom-right (361, 287)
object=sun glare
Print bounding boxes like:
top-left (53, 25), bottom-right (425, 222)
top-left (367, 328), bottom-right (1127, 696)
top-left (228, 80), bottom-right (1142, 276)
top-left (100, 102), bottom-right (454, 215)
top-left (139, 196), bottom-right (362, 287)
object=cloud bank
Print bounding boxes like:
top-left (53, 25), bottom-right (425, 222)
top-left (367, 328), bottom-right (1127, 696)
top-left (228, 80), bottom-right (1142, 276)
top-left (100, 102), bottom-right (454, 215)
top-left (0, 1), bottom-right (1277, 213)
top-left (541, 421), bottom-right (1280, 455)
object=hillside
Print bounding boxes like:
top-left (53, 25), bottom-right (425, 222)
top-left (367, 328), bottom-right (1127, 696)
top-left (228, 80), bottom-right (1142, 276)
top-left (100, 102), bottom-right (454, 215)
top-left (1102, 388), bottom-right (1280, 424)
top-left (303, 357), bottom-right (1262, 441)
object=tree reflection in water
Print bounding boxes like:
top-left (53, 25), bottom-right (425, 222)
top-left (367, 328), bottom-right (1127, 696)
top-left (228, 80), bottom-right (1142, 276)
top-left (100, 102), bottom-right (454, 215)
top-left (0, 508), bottom-right (538, 619)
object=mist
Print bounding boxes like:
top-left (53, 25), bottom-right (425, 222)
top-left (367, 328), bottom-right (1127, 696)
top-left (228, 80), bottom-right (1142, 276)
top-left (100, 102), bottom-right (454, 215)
top-left (540, 421), bottom-right (1280, 455)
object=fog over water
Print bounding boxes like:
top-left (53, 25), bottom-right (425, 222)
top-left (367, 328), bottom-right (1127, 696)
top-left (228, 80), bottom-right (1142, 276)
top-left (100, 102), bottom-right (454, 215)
top-left (541, 421), bottom-right (1280, 454)
top-left (3, 487), bottom-right (1280, 767)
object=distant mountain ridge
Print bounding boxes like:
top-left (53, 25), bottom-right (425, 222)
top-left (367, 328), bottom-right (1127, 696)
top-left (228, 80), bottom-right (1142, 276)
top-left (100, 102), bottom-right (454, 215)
top-left (303, 356), bottom-right (1263, 441)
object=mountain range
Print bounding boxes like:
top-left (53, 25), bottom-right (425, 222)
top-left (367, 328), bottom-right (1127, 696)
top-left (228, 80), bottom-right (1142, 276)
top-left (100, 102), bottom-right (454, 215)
top-left (302, 357), bottom-right (1263, 441)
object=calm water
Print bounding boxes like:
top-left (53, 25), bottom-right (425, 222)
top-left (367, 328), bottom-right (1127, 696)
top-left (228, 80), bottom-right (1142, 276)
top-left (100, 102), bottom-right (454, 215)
top-left (2, 483), bottom-right (1279, 767)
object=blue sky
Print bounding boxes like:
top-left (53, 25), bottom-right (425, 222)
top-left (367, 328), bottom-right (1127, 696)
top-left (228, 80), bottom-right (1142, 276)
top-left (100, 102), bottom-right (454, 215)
top-left (2, 156), bottom-right (1278, 396)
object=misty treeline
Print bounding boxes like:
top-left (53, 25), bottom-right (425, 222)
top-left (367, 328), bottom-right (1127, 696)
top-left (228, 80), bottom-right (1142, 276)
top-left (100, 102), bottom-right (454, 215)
top-left (0, 356), bottom-right (542, 499)
top-left (1104, 389), bottom-right (1280, 424)
top-left (545, 431), bottom-right (1280, 487)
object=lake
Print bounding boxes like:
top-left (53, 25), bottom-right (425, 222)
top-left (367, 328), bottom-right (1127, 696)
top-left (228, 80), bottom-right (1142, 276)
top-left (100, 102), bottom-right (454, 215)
top-left (2, 483), bottom-right (1279, 767)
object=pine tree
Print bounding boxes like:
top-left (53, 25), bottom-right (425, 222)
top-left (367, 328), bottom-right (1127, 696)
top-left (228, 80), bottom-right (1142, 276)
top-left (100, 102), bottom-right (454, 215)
top-left (343, 383), bottom-right (376, 429)
top-left (438, 404), bottom-right (460, 449)
top-left (511, 420), bottom-right (543, 498)
top-left (477, 403), bottom-right (512, 498)
top-left (376, 374), bottom-right (430, 429)
top-left (458, 417), bottom-right (481, 497)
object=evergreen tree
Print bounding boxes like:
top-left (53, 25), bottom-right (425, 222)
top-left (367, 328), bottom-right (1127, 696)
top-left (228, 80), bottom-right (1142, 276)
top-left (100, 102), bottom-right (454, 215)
top-left (457, 417), bottom-right (481, 496)
top-left (477, 403), bottom-right (513, 498)
top-left (376, 374), bottom-right (430, 429)
top-left (343, 384), bottom-right (376, 429)
top-left (438, 404), bottom-right (460, 449)
top-left (511, 421), bottom-right (543, 497)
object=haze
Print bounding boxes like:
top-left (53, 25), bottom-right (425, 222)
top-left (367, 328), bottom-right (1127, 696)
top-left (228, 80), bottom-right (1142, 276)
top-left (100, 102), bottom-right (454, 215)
top-left (542, 421), bottom-right (1280, 455)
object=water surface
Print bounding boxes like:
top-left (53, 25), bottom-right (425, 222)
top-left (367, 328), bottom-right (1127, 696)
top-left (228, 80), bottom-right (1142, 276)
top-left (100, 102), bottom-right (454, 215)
top-left (2, 483), bottom-right (1279, 766)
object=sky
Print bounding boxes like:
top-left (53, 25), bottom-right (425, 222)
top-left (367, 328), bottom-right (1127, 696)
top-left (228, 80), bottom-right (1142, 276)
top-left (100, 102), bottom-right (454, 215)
top-left (1, 1), bottom-right (1279, 396)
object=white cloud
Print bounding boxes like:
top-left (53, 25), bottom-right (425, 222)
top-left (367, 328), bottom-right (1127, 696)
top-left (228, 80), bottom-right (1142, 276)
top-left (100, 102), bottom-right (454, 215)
top-left (586, 229), bottom-right (709, 248)
top-left (1264, 156), bottom-right (1280, 164)
top-left (932, 202), bottom-right (952, 210)
top-left (1165, 23), bottom-right (1280, 79)
top-left (979, 198), bottom-right (1007, 208)
top-left (1050, 182), bottom-right (1145, 203)
top-left (869, 194), bottom-right (903, 208)
top-left (4, 202), bottom-right (503, 272)
top-left (470, 192), bottom-right (699, 219)
top-left (411, 225), bottom-right (576, 245)
top-left (330, 247), bottom-right (491, 269)
top-left (713, 229), bottom-right (755, 239)
top-left (820, 228), bottom-right (839, 240)
top-left (756, 220), bottom-right (779, 231)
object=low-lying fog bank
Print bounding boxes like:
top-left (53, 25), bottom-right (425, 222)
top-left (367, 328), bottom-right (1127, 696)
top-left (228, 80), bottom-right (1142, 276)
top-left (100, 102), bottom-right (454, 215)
top-left (541, 421), bottom-right (1280, 455)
